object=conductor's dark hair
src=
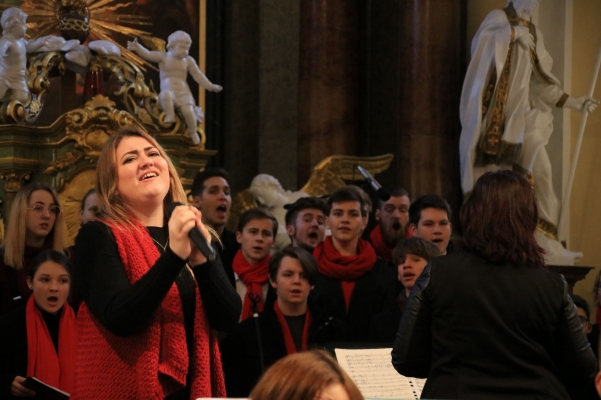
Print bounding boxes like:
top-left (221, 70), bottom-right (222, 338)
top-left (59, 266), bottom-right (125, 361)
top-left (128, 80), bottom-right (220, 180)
top-left (460, 170), bottom-right (544, 267)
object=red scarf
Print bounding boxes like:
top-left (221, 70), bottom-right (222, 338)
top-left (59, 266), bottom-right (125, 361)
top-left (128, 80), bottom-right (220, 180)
top-left (273, 301), bottom-right (312, 354)
top-left (26, 296), bottom-right (76, 393)
top-left (232, 249), bottom-right (270, 321)
top-left (313, 236), bottom-right (377, 310)
top-left (369, 224), bottom-right (395, 264)
top-left (72, 220), bottom-right (225, 400)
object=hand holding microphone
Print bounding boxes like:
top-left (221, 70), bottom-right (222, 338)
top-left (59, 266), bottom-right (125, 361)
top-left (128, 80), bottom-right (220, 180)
top-left (167, 202), bottom-right (217, 264)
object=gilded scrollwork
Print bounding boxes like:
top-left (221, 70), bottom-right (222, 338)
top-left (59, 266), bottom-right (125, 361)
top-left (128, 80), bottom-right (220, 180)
top-left (0, 51), bottom-right (64, 124)
top-left (44, 94), bottom-right (137, 176)
top-left (0, 170), bottom-right (31, 193)
top-left (94, 55), bottom-right (207, 148)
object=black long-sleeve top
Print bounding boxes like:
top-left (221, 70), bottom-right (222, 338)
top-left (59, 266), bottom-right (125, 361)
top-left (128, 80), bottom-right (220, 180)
top-left (74, 221), bottom-right (242, 338)
top-left (0, 304), bottom-right (62, 399)
top-left (392, 250), bottom-right (598, 400)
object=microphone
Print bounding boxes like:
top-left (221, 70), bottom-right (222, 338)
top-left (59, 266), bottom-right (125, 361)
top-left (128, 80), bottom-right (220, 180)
top-left (356, 165), bottom-right (391, 201)
top-left (167, 202), bottom-right (217, 262)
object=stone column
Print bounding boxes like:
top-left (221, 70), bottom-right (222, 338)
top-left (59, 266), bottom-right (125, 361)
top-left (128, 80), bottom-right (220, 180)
top-left (398, 0), bottom-right (465, 208)
top-left (297, 0), bottom-right (359, 186)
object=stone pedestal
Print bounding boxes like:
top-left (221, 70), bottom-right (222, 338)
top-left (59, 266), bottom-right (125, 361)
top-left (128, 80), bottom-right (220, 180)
top-left (546, 265), bottom-right (595, 295)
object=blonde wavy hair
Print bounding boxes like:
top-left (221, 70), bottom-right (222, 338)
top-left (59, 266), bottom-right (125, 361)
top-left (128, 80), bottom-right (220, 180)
top-left (95, 124), bottom-right (188, 230)
top-left (2, 182), bottom-right (65, 270)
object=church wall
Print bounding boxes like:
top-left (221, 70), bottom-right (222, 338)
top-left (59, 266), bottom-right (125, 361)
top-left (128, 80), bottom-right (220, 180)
top-left (570, 0), bottom-right (601, 305)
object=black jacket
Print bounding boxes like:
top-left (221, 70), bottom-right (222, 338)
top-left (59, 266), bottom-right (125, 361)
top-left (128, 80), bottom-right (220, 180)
top-left (392, 250), bottom-right (598, 399)
top-left (214, 228), bottom-right (239, 287)
top-left (220, 299), bottom-right (347, 397)
top-left (0, 306), bottom-right (27, 399)
top-left (310, 258), bottom-right (397, 342)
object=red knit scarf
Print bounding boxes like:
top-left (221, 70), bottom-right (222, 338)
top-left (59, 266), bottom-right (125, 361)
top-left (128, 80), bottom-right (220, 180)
top-left (313, 236), bottom-right (377, 310)
top-left (72, 220), bottom-right (225, 400)
top-left (369, 224), bottom-right (395, 264)
top-left (232, 249), bottom-right (270, 321)
top-left (273, 301), bottom-right (312, 354)
top-left (26, 296), bottom-right (76, 393)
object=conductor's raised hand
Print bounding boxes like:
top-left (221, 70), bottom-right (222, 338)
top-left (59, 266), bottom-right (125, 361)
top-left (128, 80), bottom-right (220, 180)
top-left (168, 204), bottom-right (211, 264)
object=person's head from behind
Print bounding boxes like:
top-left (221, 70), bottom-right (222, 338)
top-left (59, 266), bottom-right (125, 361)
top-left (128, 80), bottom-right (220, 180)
top-left (393, 237), bottom-right (440, 296)
top-left (1, 7), bottom-right (27, 36)
top-left (27, 250), bottom-right (71, 315)
top-left (166, 30), bottom-right (191, 59)
top-left (571, 294), bottom-right (592, 335)
top-left (95, 124), bottom-right (187, 226)
top-left (80, 188), bottom-right (99, 225)
top-left (375, 188), bottom-right (410, 246)
top-left (3, 182), bottom-right (65, 269)
top-left (326, 187), bottom-right (367, 248)
top-left (285, 197), bottom-right (327, 252)
top-left (408, 194), bottom-right (452, 254)
top-left (250, 349), bottom-right (363, 400)
top-left (269, 247), bottom-right (318, 314)
top-left (236, 208), bottom-right (277, 264)
top-left (191, 168), bottom-right (231, 231)
top-left (461, 170), bottom-right (544, 267)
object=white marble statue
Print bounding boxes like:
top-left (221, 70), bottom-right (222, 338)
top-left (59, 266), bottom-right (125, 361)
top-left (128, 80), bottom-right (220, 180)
top-left (0, 8), bottom-right (50, 102)
top-left (459, 0), bottom-right (598, 265)
top-left (249, 174), bottom-right (309, 251)
top-left (127, 30), bottom-right (223, 145)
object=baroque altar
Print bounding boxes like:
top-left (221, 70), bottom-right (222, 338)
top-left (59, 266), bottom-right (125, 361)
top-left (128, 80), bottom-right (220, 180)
top-left (0, 1), bottom-right (215, 246)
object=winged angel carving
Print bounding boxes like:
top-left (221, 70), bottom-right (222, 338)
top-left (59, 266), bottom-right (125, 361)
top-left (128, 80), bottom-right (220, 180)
top-left (227, 154), bottom-right (394, 250)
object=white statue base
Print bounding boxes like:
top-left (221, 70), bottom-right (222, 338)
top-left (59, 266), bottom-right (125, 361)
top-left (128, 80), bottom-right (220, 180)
top-left (535, 230), bottom-right (582, 266)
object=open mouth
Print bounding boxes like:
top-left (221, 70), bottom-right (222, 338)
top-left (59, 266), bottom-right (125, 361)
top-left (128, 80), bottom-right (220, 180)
top-left (141, 172), bottom-right (157, 180)
top-left (47, 296), bottom-right (58, 303)
top-left (216, 204), bottom-right (227, 212)
top-left (392, 222), bottom-right (401, 230)
top-left (308, 232), bottom-right (319, 239)
top-left (403, 273), bottom-right (415, 279)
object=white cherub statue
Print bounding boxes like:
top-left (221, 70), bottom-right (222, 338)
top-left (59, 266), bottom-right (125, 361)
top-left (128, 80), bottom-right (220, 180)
top-left (127, 30), bottom-right (223, 145)
top-left (0, 8), bottom-right (51, 103)
top-left (249, 174), bottom-right (309, 251)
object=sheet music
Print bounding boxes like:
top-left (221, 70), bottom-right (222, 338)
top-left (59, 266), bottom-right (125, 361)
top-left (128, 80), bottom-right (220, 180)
top-left (335, 348), bottom-right (425, 399)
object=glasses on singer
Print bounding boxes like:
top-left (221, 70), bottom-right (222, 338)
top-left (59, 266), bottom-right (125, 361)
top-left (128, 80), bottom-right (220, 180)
top-left (578, 316), bottom-right (589, 327)
top-left (28, 205), bottom-right (61, 216)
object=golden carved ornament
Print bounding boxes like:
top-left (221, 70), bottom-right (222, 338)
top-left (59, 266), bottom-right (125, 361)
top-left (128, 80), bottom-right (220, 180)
top-left (227, 154), bottom-right (395, 232)
top-left (0, 51), bottom-right (64, 124)
top-left (0, 170), bottom-right (31, 193)
top-left (44, 95), bottom-right (138, 175)
top-left (2, 0), bottom-right (153, 70)
top-left (95, 55), bottom-right (206, 148)
top-left (58, 168), bottom-right (96, 246)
